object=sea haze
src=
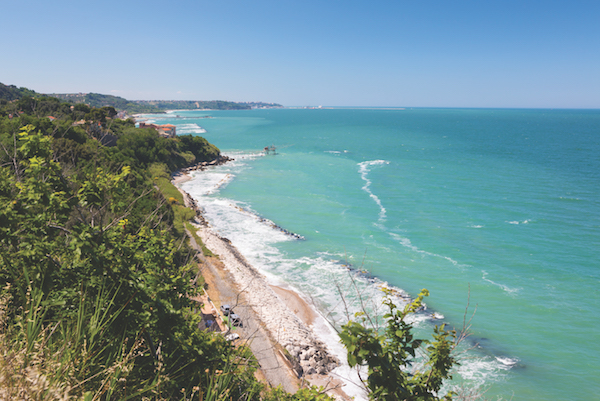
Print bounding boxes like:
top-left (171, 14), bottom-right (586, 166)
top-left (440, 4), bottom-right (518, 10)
top-left (146, 107), bottom-right (600, 400)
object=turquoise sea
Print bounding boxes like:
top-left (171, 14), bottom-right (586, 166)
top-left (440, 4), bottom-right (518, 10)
top-left (145, 108), bottom-right (599, 400)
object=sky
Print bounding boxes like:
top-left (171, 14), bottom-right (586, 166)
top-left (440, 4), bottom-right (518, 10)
top-left (2, 0), bottom-right (599, 108)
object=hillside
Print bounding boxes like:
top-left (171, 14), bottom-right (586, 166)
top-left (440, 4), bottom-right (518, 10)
top-left (0, 82), bottom-right (37, 101)
top-left (0, 88), bottom-right (335, 400)
top-left (1, 82), bottom-right (283, 113)
top-left (49, 92), bottom-right (283, 112)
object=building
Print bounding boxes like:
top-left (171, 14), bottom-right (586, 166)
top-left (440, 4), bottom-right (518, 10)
top-left (139, 122), bottom-right (177, 138)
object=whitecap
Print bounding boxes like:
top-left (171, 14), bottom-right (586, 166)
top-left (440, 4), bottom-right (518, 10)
top-left (507, 219), bottom-right (533, 225)
top-left (388, 232), bottom-right (466, 268)
top-left (481, 270), bottom-right (520, 295)
top-left (357, 160), bottom-right (390, 222)
top-left (495, 356), bottom-right (519, 368)
top-left (177, 123), bottom-right (207, 134)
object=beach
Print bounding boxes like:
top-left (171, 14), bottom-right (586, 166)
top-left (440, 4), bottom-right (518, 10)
top-left (175, 171), bottom-right (353, 399)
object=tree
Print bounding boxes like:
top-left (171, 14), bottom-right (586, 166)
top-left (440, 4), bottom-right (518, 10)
top-left (339, 289), bottom-right (457, 401)
top-left (0, 125), bottom-right (250, 398)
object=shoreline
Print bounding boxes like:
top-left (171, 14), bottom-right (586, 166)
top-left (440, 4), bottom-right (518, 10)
top-left (270, 285), bottom-right (318, 327)
top-left (174, 167), bottom-right (354, 399)
top-left (196, 223), bottom-right (340, 374)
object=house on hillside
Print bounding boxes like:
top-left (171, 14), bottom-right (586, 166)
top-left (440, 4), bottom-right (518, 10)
top-left (157, 124), bottom-right (176, 138)
top-left (139, 122), bottom-right (177, 138)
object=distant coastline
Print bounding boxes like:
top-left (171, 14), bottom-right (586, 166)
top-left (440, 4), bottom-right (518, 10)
top-left (47, 91), bottom-right (283, 114)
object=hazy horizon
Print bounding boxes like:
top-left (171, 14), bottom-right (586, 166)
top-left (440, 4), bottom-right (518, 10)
top-left (3, 0), bottom-right (599, 108)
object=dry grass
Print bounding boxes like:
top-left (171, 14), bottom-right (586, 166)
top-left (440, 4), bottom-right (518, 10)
top-left (0, 285), bottom-right (153, 400)
top-left (0, 289), bottom-right (69, 400)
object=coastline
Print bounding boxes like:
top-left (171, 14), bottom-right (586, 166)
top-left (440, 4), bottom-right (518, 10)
top-left (173, 167), bottom-right (354, 399)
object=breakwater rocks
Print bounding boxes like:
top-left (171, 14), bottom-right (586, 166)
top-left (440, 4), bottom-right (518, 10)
top-left (232, 205), bottom-right (305, 240)
top-left (285, 341), bottom-right (340, 376)
top-left (198, 226), bottom-right (340, 377)
top-left (258, 217), bottom-right (305, 240)
top-left (181, 191), bottom-right (209, 225)
top-left (180, 155), bottom-right (234, 174)
top-left (173, 164), bottom-right (339, 377)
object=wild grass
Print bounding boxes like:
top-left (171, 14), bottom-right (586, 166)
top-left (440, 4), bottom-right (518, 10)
top-left (0, 281), bottom-right (155, 400)
top-left (0, 279), bottom-right (266, 400)
top-left (149, 162), bottom-right (199, 238)
top-left (149, 163), bottom-right (184, 205)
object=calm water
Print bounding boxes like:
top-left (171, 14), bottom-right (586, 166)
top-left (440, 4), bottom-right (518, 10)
top-left (146, 108), bottom-right (600, 400)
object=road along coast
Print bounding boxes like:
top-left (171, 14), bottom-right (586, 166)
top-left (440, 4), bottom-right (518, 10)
top-left (173, 167), bottom-right (353, 399)
top-left (195, 224), bottom-right (339, 375)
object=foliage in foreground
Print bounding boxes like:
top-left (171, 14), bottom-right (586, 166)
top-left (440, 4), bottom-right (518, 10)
top-left (0, 125), bottom-right (258, 398)
top-left (0, 94), bottom-right (329, 399)
top-left (0, 91), bottom-right (463, 400)
top-left (340, 289), bottom-right (457, 401)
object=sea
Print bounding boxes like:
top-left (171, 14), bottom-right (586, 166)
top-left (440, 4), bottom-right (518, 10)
top-left (142, 108), bottom-right (600, 400)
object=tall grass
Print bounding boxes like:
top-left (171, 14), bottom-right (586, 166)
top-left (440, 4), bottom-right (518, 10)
top-left (0, 278), bottom-right (156, 400)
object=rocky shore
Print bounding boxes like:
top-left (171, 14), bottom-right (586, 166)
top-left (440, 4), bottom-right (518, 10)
top-left (180, 155), bottom-right (234, 173)
top-left (197, 224), bottom-right (339, 375)
top-left (173, 164), bottom-right (341, 379)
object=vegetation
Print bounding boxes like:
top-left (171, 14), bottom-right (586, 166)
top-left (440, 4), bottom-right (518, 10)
top-left (2, 82), bottom-right (282, 114)
top-left (133, 100), bottom-right (254, 112)
top-left (0, 83), bottom-right (37, 101)
top-left (340, 289), bottom-right (458, 400)
top-left (46, 92), bottom-right (283, 113)
top-left (48, 92), bottom-right (159, 114)
top-left (185, 222), bottom-right (216, 258)
top-left (0, 84), bottom-right (464, 400)
top-left (0, 124), bottom-right (253, 398)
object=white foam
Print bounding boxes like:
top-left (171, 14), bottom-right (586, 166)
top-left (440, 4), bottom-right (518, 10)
top-left (177, 123), bottom-right (207, 134)
top-left (388, 232), bottom-right (466, 268)
top-left (495, 356), bottom-right (519, 368)
top-left (182, 155), bottom-right (513, 399)
top-left (358, 160), bottom-right (389, 222)
top-left (310, 308), bottom-right (369, 400)
top-left (184, 170), bottom-right (233, 196)
top-left (507, 219), bottom-right (533, 225)
top-left (449, 354), bottom-right (512, 394)
top-left (482, 270), bottom-right (521, 295)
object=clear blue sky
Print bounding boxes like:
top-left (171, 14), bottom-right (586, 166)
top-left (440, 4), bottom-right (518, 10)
top-left (2, 0), bottom-right (599, 108)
